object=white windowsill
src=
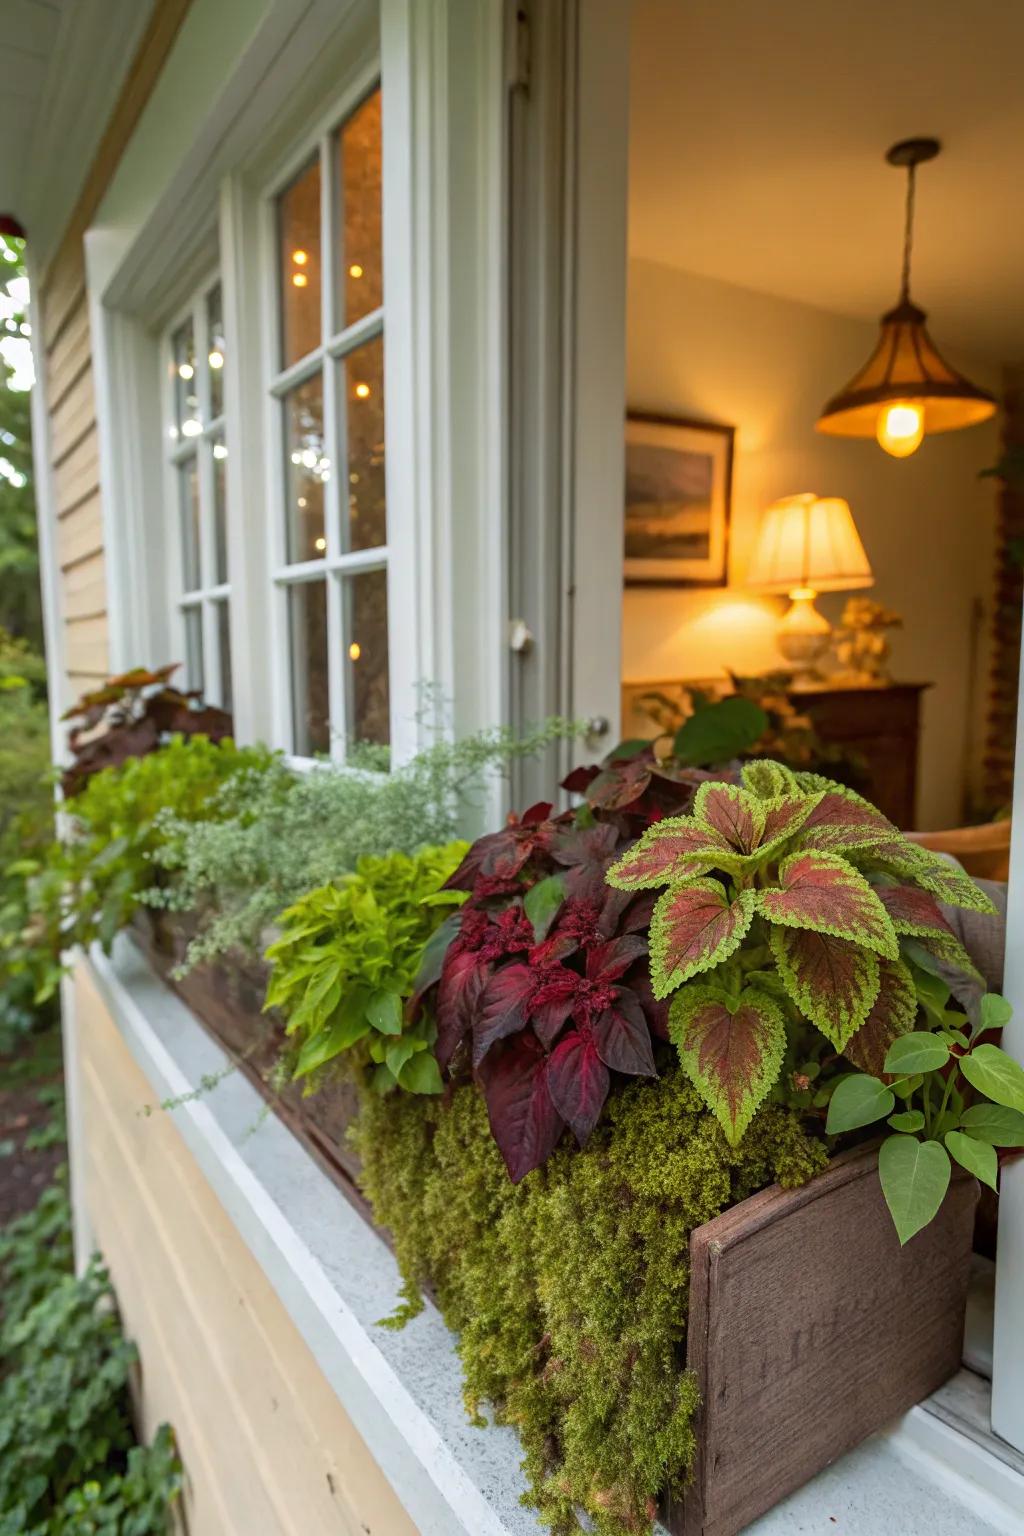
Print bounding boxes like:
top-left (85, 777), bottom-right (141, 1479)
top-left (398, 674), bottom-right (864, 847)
top-left (87, 937), bottom-right (1024, 1536)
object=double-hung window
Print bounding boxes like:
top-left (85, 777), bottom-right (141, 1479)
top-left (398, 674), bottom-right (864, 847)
top-left (164, 277), bottom-right (232, 709)
top-left (269, 86), bottom-right (389, 759)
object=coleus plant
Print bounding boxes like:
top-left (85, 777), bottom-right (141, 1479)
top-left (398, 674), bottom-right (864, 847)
top-left (605, 757), bottom-right (996, 1150)
top-left (61, 664), bottom-right (232, 797)
top-left (410, 753), bottom-right (710, 1181)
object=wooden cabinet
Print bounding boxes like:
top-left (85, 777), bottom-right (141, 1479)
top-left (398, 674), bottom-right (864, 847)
top-left (790, 682), bottom-right (930, 829)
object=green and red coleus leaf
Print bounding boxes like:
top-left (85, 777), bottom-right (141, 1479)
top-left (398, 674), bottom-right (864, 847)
top-left (477, 1032), bottom-right (564, 1184)
top-left (769, 924), bottom-right (880, 1050)
top-left (757, 850), bottom-right (899, 959)
top-left (875, 883), bottom-right (981, 978)
top-left (790, 787), bottom-right (897, 856)
top-left (668, 983), bottom-right (786, 1144)
top-left (859, 840), bottom-right (997, 915)
top-left (649, 882), bottom-right (757, 998)
top-left (605, 816), bottom-right (735, 892)
top-left (842, 955), bottom-right (918, 1076)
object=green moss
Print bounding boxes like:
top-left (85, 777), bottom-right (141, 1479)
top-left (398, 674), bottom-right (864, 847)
top-left (352, 1065), bottom-right (827, 1535)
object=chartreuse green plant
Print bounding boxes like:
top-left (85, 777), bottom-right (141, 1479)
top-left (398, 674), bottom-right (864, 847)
top-left (606, 760), bottom-right (993, 1148)
top-left (826, 990), bottom-right (1024, 1243)
top-left (0, 735), bottom-right (278, 1008)
top-left (265, 843), bottom-right (467, 1093)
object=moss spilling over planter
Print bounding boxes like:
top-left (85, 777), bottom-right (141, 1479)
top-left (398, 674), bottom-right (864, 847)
top-left (352, 1069), bottom-right (826, 1535)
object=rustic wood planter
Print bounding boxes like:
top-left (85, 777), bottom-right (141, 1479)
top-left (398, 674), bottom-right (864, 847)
top-left (131, 913), bottom-right (978, 1536)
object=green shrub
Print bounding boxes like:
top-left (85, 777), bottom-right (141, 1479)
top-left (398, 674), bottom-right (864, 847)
top-left (352, 1069), bottom-right (826, 1536)
top-left (0, 1180), bottom-right (181, 1535)
top-left (265, 843), bottom-right (467, 1093)
top-left (0, 736), bottom-right (277, 1010)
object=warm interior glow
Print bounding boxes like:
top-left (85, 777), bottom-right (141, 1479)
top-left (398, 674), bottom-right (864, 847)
top-left (314, 536), bottom-right (327, 552)
top-left (354, 381), bottom-right (371, 399)
top-left (349, 263), bottom-right (364, 278)
top-left (876, 400), bottom-right (925, 458)
top-left (177, 362), bottom-right (194, 381)
top-left (291, 272), bottom-right (309, 289)
top-left (292, 249), bottom-right (308, 266)
top-left (208, 349), bottom-right (224, 370)
top-left (349, 641), bottom-right (362, 661)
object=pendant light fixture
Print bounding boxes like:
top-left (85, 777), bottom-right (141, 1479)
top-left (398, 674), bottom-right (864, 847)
top-left (816, 138), bottom-right (996, 457)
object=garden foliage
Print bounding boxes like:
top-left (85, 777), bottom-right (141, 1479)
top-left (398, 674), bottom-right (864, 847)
top-left (264, 843), bottom-right (468, 1093)
top-left (0, 1179), bottom-right (181, 1535)
top-left (152, 719), bottom-right (579, 971)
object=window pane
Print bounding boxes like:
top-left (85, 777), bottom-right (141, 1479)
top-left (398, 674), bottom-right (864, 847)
top-left (279, 157), bottom-right (321, 368)
top-left (172, 319), bottom-right (200, 437)
top-left (179, 458), bottom-right (201, 591)
top-left (344, 567), bottom-right (389, 746)
top-left (183, 605), bottom-right (204, 694)
top-left (284, 374), bottom-right (328, 563)
top-left (289, 580), bottom-right (329, 754)
top-left (337, 89), bottom-right (382, 328)
top-left (207, 283), bottom-right (226, 419)
top-left (216, 600), bottom-right (232, 714)
top-left (212, 435), bottom-right (229, 584)
top-left (342, 336), bottom-right (386, 551)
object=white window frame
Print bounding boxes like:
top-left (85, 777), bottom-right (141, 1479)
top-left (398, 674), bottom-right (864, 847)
top-left (160, 272), bottom-right (232, 709)
top-left (260, 78), bottom-right (388, 761)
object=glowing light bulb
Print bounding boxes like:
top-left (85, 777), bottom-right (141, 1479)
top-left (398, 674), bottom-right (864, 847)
top-left (354, 382), bottom-right (371, 399)
top-left (292, 249), bottom-right (308, 266)
top-left (876, 401), bottom-right (924, 458)
top-left (208, 349), bottom-right (224, 370)
top-left (301, 448), bottom-right (318, 469)
top-left (349, 642), bottom-right (361, 661)
top-left (177, 362), bottom-right (194, 381)
top-left (349, 264), bottom-right (363, 279)
top-left (213, 443), bottom-right (228, 460)
top-left (292, 273), bottom-right (308, 289)
top-left (297, 496), bottom-right (307, 508)
top-left (314, 536), bottom-right (327, 552)
top-left (181, 418), bottom-right (202, 438)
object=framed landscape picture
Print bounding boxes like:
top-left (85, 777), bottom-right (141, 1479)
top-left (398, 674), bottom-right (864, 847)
top-left (624, 413), bottom-right (734, 586)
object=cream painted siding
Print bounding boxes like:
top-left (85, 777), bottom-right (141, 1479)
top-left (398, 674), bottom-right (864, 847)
top-left (41, 268), bottom-right (108, 697)
top-left (75, 963), bottom-right (421, 1536)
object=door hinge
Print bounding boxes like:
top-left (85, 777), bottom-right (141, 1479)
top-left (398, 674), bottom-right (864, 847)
top-left (508, 3), bottom-right (531, 96)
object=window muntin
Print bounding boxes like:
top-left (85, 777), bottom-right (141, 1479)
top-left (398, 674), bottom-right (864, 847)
top-left (165, 277), bottom-right (232, 711)
top-left (270, 84), bottom-right (388, 758)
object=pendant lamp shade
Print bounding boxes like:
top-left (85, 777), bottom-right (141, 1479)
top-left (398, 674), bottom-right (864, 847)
top-left (816, 138), bottom-right (997, 454)
top-left (816, 298), bottom-right (996, 440)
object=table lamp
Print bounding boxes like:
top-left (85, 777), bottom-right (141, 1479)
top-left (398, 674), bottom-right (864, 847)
top-left (747, 494), bottom-right (874, 673)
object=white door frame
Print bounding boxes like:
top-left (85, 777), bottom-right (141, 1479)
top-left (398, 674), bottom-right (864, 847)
top-left (504, 0), bottom-right (631, 806)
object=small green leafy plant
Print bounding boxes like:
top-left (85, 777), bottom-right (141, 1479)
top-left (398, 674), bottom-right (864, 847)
top-left (0, 735), bottom-right (276, 1008)
top-left (826, 990), bottom-right (1024, 1242)
top-left (0, 1180), bottom-right (181, 1534)
top-left (264, 843), bottom-right (468, 1093)
top-left (606, 760), bottom-right (993, 1146)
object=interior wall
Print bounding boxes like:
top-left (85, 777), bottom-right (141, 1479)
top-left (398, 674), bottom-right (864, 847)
top-left (624, 256), bottom-right (1001, 829)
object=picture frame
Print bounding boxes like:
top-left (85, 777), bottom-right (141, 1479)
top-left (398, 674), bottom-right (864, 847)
top-left (624, 413), bottom-right (734, 587)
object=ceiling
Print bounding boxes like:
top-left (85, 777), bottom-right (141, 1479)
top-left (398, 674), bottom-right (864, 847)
top-left (629, 0), bottom-right (1024, 363)
top-left (0, 0), bottom-right (65, 222)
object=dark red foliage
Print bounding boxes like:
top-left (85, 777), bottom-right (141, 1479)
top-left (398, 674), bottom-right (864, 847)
top-left (411, 741), bottom-right (702, 1182)
top-left (61, 664), bottom-right (233, 797)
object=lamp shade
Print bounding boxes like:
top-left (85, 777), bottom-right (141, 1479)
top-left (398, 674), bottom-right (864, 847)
top-left (816, 299), bottom-right (996, 440)
top-left (747, 494), bottom-right (874, 595)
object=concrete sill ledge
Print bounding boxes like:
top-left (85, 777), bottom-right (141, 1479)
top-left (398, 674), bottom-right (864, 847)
top-left (88, 937), bottom-right (1024, 1536)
